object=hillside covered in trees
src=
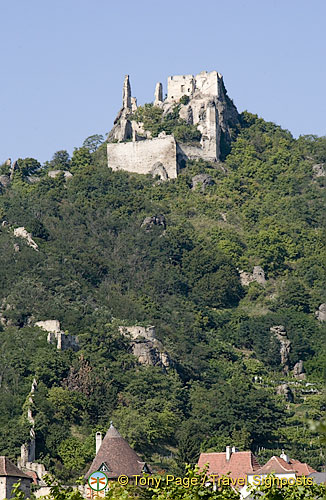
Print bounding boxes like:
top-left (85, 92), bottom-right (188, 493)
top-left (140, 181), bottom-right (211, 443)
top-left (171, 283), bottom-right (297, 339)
top-left (0, 112), bottom-right (325, 481)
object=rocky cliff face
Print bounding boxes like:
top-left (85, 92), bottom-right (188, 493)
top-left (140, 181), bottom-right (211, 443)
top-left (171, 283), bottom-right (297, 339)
top-left (270, 325), bottom-right (291, 373)
top-left (119, 325), bottom-right (171, 369)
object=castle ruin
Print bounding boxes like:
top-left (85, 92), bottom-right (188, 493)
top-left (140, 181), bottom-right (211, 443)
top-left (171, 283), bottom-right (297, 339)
top-left (107, 71), bottom-right (239, 180)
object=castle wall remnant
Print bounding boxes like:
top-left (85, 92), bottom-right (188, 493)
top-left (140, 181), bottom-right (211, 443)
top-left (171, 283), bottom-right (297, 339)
top-left (108, 135), bottom-right (178, 179)
top-left (107, 70), bottom-right (239, 179)
top-left (35, 320), bottom-right (79, 351)
top-left (167, 74), bottom-right (195, 101)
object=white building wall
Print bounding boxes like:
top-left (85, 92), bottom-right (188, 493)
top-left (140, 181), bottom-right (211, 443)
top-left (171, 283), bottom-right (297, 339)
top-left (0, 477), bottom-right (31, 500)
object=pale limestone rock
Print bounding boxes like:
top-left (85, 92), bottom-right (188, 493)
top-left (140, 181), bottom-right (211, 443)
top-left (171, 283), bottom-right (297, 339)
top-left (239, 266), bottom-right (266, 286)
top-left (0, 175), bottom-right (10, 187)
top-left (26, 176), bottom-right (41, 184)
top-left (48, 170), bottom-right (73, 179)
top-left (14, 227), bottom-right (38, 251)
top-left (293, 360), bottom-right (306, 380)
top-left (119, 325), bottom-right (171, 369)
top-left (131, 97), bottom-right (138, 112)
top-left (150, 161), bottom-right (169, 180)
top-left (154, 82), bottom-right (163, 105)
top-left (10, 160), bottom-right (18, 179)
top-left (252, 266), bottom-right (266, 285)
top-left (270, 325), bottom-right (291, 373)
top-left (141, 214), bottom-right (166, 231)
top-left (312, 164), bottom-right (326, 177)
top-left (315, 303), bottom-right (326, 322)
top-left (13, 243), bottom-right (20, 252)
top-left (276, 383), bottom-right (294, 402)
top-left (5, 158), bottom-right (11, 166)
top-left (123, 75), bottom-right (132, 110)
top-left (191, 173), bottom-right (214, 191)
top-left (239, 270), bottom-right (255, 286)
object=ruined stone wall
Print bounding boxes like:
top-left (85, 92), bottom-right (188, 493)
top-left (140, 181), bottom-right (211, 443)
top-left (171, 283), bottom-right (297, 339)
top-left (177, 143), bottom-right (218, 163)
top-left (167, 74), bottom-right (195, 101)
top-left (107, 136), bottom-right (178, 179)
top-left (194, 70), bottom-right (220, 96)
top-left (167, 71), bottom-right (221, 101)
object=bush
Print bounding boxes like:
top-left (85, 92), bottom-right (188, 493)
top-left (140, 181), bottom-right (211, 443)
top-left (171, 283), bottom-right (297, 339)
top-left (173, 124), bottom-right (201, 143)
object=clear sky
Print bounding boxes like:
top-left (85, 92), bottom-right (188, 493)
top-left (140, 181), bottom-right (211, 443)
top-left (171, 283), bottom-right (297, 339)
top-left (1, 0), bottom-right (325, 164)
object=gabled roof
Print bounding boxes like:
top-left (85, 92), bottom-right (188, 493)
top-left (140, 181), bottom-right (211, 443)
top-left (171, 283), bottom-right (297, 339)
top-left (0, 457), bottom-right (32, 480)
top-left (85, 425), bottom-right (149, 479)
top-left (251, 456), bottom-right (316, 476)
top-left (198, 451), bottom-right (260, 482)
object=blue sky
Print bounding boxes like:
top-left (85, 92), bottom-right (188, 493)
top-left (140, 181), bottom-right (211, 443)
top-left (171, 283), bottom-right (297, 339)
top-left (1, 0), bottom-right (325, 164)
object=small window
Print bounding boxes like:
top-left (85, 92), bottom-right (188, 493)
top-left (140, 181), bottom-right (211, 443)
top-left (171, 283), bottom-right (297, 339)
top-left (181, 85), bottom-right (185, 92)
top-left (188, 88), bottom-right (190, 92)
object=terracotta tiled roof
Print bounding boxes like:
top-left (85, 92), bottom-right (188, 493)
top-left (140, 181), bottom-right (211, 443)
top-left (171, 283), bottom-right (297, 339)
top-left (85, 425), bottom-right (150, 479)
top-left (289, 459), bottom-right (316, 476)
top-left (198, 451), bottom-right (260, 482)
top-left (0, 457), bottom-right (32, 479)
top-left (252, 456), bottom-right (316, 476)
top-left (23, 470), bottom-right (39, 484)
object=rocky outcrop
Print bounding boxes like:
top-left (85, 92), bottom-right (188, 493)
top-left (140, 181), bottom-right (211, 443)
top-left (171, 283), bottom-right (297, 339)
top-left (35, 320), bottom-right (79, 351)
top-left (191, 174), bottom-right (214, 191)
top-left (48, 170), bottom-right (73, 179)
top-left (270, 325), bottom-right (291, 373)
top-left (315, 303), bottom-right (326, 322)
top-left (150, 162), bottom-right (168, 181)
top-left (0, 175), bottom-right (10, 188)
top-left (13, 227), bottom-right (38, 251)
top-left (26, 176), bottom-right (41, 184)
top-left (239, 266), bottom-right (266, 286)
top-left (119, 325), bottom-right (171, 369)
top-left (276, 383), bottom-right (294, 402)
top-left (312, 163), bottom-right (326, 177)
top-left (141, 214), bottom-right (166, 231)
top-left (293, 360), bottom-right (306, 380)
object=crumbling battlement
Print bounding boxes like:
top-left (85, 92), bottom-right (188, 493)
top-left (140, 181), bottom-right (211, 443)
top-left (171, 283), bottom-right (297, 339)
top-left (167, 70), bottom-right (223, 101)
top-left (107, 70), bottom-right (239, 180)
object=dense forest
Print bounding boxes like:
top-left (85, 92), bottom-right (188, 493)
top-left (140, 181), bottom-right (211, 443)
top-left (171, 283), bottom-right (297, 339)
top-left (0, 111), bottom-right (325, 482)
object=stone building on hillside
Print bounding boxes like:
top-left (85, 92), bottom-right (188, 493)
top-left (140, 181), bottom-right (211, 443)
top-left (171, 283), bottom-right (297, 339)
top-left (84, 424), bottom-right (150, 496)
top-left (107, 71), bottom-right (239, 180)
top-left (0, 457), bottom-right (32, 499)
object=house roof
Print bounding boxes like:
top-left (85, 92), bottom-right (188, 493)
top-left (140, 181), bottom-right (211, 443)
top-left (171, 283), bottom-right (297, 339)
top-left (251, 456), bottom-right (316, 476)
top-left (198, 451), bottom-right (260, 482)
top-left (0, 457), bottom-right (32, 480)
top-left (85, 424), bottom-right (149, 479)
top-left (23, 470), bottom-right (39, 484)
top-left (308, 472), bottom-right (326, 484)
